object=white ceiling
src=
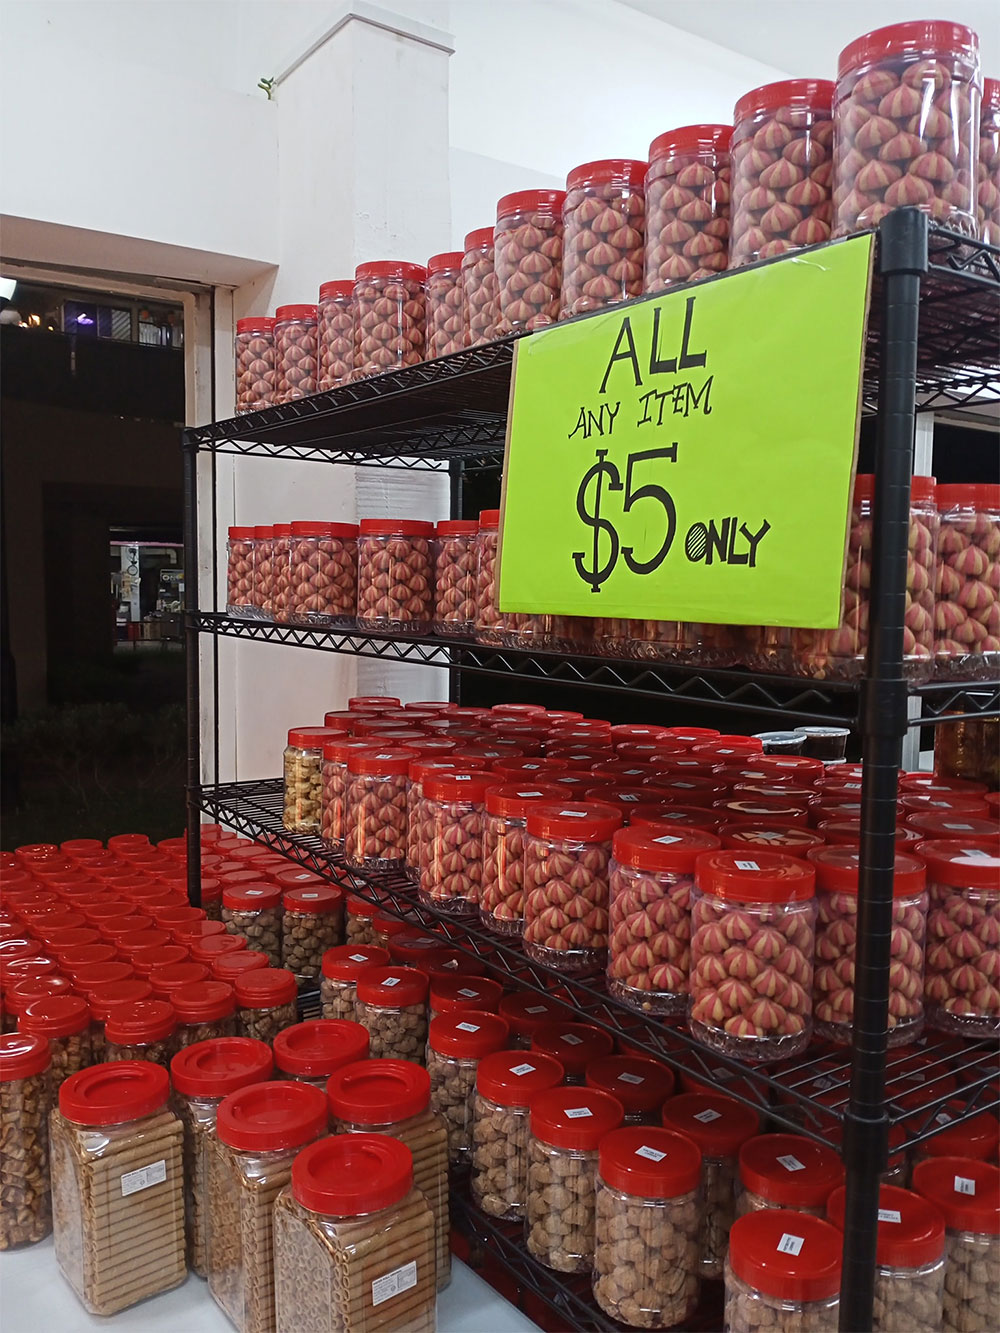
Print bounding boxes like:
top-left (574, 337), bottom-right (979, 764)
top-left (619, 0), bottom-right (999, 79)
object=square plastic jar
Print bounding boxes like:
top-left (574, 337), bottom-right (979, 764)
top-left (480, 782), bottom-right (563, 935)
top-left (608, 824), bottom-right (721, 1015)
top-left (316, 279), bottom-right (355, 390)
top-left (644, 123), bottom-right (732, 289)
top-left (272, 1017), bottom-right (369, 1089)
top-left (418, 771), bottom-right (491, 915)
top-left (432, 519), bottom-right (478, 636)
top-left (523, 801), bottom-right (623, 975)
top-left (494, 189), bottom-right (566, 332)
top-left (287, 521), bottom-right (358, 627)
top-left (560, 159), bottom-right (647, 318)
top-left (344, 746), bottom-right (416, 870)
top-left (912, 1156), bottom-right (1000, 1333)
top-left (425, 250), bottom-right (465, 358)
top-left (273, 303), bottom-right (318, 403)
top-left (321, 736), bottom-right (378, 850)
top-left (234, 316), bottom-right (275, 414)
top-left (593, 1125), bottom-right (703, 1327)
top-left (918, 839), bottom-right (1000, 1038)
top-left (352, 260), bottom-right (427, 378)
top-left (104, 998), bottom-right (178, 1068)
top-left (356, 518), bottom-right (434, 631)
top-left (233, 968), bottom-right (299, 1045)
top-left (284, 725), bottom-right (345, 834)
top-left (273, 1135), bottom-right (437, 1331)
top-left (428, 1012), bottom-right (509, 1167)
top-left (327, 1058), bottom-right (452, 1291)
top-left (171, 980), bottom-right (238, 1048)
top-left (0, 1033), bottom-right (52, 1249)
top-left (280, 882), bottom-right (343, 979)
top-left (169, 1036), bottom-right (273, 1277)
top-left (222, 883), bottom-right (283, 967)
top-left (980, 79), bottom-right (1000, 243)
top-left (833, 20), bottom-right (982, 237)
top-left (355, 966), bottom-right (428, 1064)
top-left (461, 227), bottom-right (500, 346)
top-left (934, 484), bottom-right (1000, 680)
top-left (736, 1132), bottom-right (844, 1218)
top-left (730, 80), bottom-right (834, 266)
top-left (724, 1210), bottom-right (842, 1333)
top-left (226, 526), bottom-right (256, 618)
top-left (50, 1062), bottom-right (186, 1315)
top-left (207, 1080), bottom-right (328, 1333)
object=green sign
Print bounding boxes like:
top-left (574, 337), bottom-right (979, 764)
top-left (498, 234), bottom-right (873, 628)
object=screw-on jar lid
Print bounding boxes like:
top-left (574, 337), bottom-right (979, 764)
top-left (322, 945), bottom-right (390, 982)
top-left (293, 1133), bottom-right (413, 1216)
top-left (729, 1210), bottom-right (843, 1301)
top-left (734, 79), bottom-right (834, 126)
top-left (318, 280), bottom-right (354, 301)
top-left (327, 1058), bottom-right (430, 1123)
top-left (191, 935), bottom-right (248, 965)
top-left (530, 1021), bottom-right (614, 1077)
top-left (435, 519), bottom-right (479, 537)
top-left (86, 977), bottom-right (153, 1020)
top-left (234, 967), bottom-right (297, 1008)
top-left (5, 974), bottom-right (75, 1015)
top-left (282, 883), bottom-right (342, 915)
top-left (217, 1079), bottom-right (328, 1151)
top-left (170, 1036), bottom-right (273, 1098)
top-left (171, 980), bottom-right (236, 1024)
top-left (476, 1050), bottom-right (564, 1105)
top-left (585, 1055), bottom-right (675, 1114)
top-left (827, 1183), bottom-right (944, 1267)
top-left (478, 508), bottom-right (500, 528)
top-left (60, 1059), bottom-right (169, 1125)
top-left (720, 824), bottom-right (825, 857)
top-left (498, 993), bottom-right (571, 1039)
top-left (273, 1019), bottom-right (370, 1078)
top-left (611, 825), bottom-right (720, 874)
top-left (20, 993), bottom-right (90, 1038)
top-left (739, 1133), bottom-right (844, 1208)
top-left (599, 1125), bottom-right (702, 1197)
top-left (287, 725), bottom-right (343, 751)
top-left (906, 807), bottom-right (1000, 838)
top-left (428, 1012), bottom-right (510, 1059)
top-left (900, 774), bottom-right (989, 797)
top-left (345, 895), bottom-right (380, 918)
top-left (356, 966), bottom-right (427, 1009)
top-left (647, 774), bottom-right (728, 804)
top-left (346, 746), bottom-right (419, 778)
top-left (661, 1092), bottom-right (761, 1157)
top-left (222, 882), bottom-right (282, 912)
top-left (429, 975), bottom-right (503, 1015)
top-left (912, 1157), bottom-right (1000, 1235)
top-left (807, 845), bottom-right (925, 897)
top-left (919, 1102), bottom-right (1000, 1161)
top-left (817, 820), bottom-right (922, 849)
top-left (213, 950), bottom-right (270, 981)
top-left (463, 227), bottom-right (495, 252)
top-left (274, 304), bottom-right (318, 323)
top-left (0, 1031), bottom-right (50, 1081)
top-left (355, 261), bottom-right (427, 284)
top-left (253, 525), bottom-right (274, 540)
top-left (152, 904), bottom-right (207, 928)
top-left (525, 802), bottom-right (622, 842)
top-left (530, 1086), bottom-right (624, 1151)
top-left (386, 932), bottom-right (445, 965)
top-left (131, 944), bottom-right (189, 977)
top-left (838, 20), bottom-right (979, 80)
top-left (649, 123), bottom-right (732, 161)
top-left (420, 771), bottom-right (492, 803)
top-left (496, 188), bottom-right (567, 219)
top-left (484, 782), bottom-right (563, 818)
top-left (634, 808), bottom-right (725, 835)
top-left (236, 315), bottom-right (275, 334)
top-left (911, 838), bottom-right (1000, 889)
top-left (566, 158), bottom-right (647, 191)
top-left (422, 948), bottom-right (487, 984)
top-left (426, 251), bottom-right (464, 275)
top-left (171, 920), bottom-right (225, 947)
top-left (105, 998), bottom-right (177, 1044)
top-left (695, 849), bottom-right (815, 903)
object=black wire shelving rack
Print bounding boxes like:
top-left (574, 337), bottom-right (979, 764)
top-left (184, 213), bottom-right (1000, 1333)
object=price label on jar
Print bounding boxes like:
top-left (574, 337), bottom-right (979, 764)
top-left (617, 1072), bottom-right (645, 1085)
top-left (635, 1145), bottom-right (667, 1162)
top-left (499, 234), bottom-right (873, 627)
top-left (694, 1108), bottom-right (722, 1124)
top-left (955, 1176), bottom-right (977, 1196)
top-left (878, 1209), bottom-right (902, 1224)
top-left (511, 1063), bottom-right (536, 1076)
top-left (777, 1233), bottom-right (805, 1256)
top-left (565, 1107), bottom-right (593, 1120)
top-left (560, 1033), bottom-right (584, 1045)
top-left (777, 1154), bottom-right (806, 1172)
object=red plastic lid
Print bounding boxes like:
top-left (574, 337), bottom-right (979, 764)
top-left (426, 251), bottom-right (464, 275)
top-left (318, 280), bottom-right (354, 301)
top-left (274, 304), bottom-right (317, 323)
top-left (130, 945), bottom-right (189, 977)
top-left (356, 966), bottom-right (427, 1009)
top-left (913, 838), bottom-right (1000, 888)
top-left (900, 793), bottom-right (989, 818)
top-left (287, 726), bottom-right (343, 751)
top-left (86, 978), bottom-right (153, 1020)
top-left (739, 1133), bottom-right (844, 1208)
top-left (900, 774), bottom-right (989, 797)
top-left (212, 950), bottom-right (270, 981)
top-left (496, 188), bottom-right (567, 219)
top-left (524, 802), bottom-right (623, 843)
top-left (345, 895), bottom-right (379, 918)
top-left (233, 968), bottom-right (297, 1008)
top-left (170, 920), bottom-right (225, 947)
top-left (696, 849), bottom-right (815, 903)
top-left (921, 1103), bottom-right (1000, 1161)
top-left (105, 998), bottom-right (176, 1044)
top-left (253, 525), bottom-right (274, 540)
top-left (906, 810), bottom-right (999, 840)
top-left (282, 884), bottom-right (342, 915)
top-left (191, 935), bottom-right (249, 965)
top-left (327, 1058), bottom-right (430, 1123)
top-left (585, 1055), bottom-right (675, 1114)
top-left (735, 79), bottom-right (834, 126)
top-left (730, 1210), bottom-right (843, 1300)
top-left (611, 825), bottom-right (720, 874)
top-left (61, 838), bottom-right (104, 856)
top-left (386, 932), bottom-right (441, 966)
top-left (0, 954), bottom-right (58, 985)
top-left (429, 975), bottom-right (503, 1015)
top-left (355, 261), bottom-right (426, 284)
top-left (633, 808), bottom-right (725, 834)
top-left (827, 1183), bottom-right (944, 1267)
top-left (566, 158), bottom-right (647, 190)
top-left (152, 904), bottom-right (207, 928)
top-left (661, 1092), bottom-right (761, 1157)
top-left (719, 824), bottom-right (825, 857)
top-left (599, 1125), bottom-right (702, 1197)
top-left (236, 315), bottom-right (275, 334)
top-left (649, 123), bottom-right (732, 161)
top-left (222, 882), bottom-right (282, 912)
top-left (530, 1021), bottom-right (614, 1076)
top-left (484, 782), bottom-right (563, 818)
top-left (817, 820), bottom-right (921, 848)
top-left (349, 696), bottom-right (401, 710)
top-left (435, 519), bottom-right (478, 538)
top-left (498, 993), bottom-right (571, 1039)
top-left (50, 928), bottom-right (105, 958)
top-left (428, 1011), bottom-right (509, 1059)
top-left (839, 21), bottom-right (979, 80)
top-left (171, 980), bottom-right (236, 1023)
top-left (912, 1157), bottom-right (1000, 1234)
top-left (807, 845), bottom-right (925, 897)
top-left (20, 993), bottom-right (90, 1038)
top-left (149, 961), bottom-right (211, 998)
top-left (420, 771), bottom-right (492, 803)
top-left (0, 1031), bottom-right (50, 1082)
top-left (358, 518), bottom-right (435, 544)
top-left (371, 913), bottom-right (410, 941)
top-left (322, 945), bottom-right (390, 981)
top-left (421, 947), bottom-right (487, 983)
top-left (478, 508), bottom-right (500, 529)
top-left (530, 1086), bottom-right (624, 1151)
top-left (463, 227), bottom-right (495, 252)
top-left (60, 1059), bottom-right (169, 1124)
top-left (984, 76), bottom-right (1000, 112)
top-left (293, 1132), bottom-right (413, 1216)
top-left (170, 1036), bottom-right (273, 1098)
top-left (475, 1050), bottom-right (563, 1105)
top-left (5, 974), bottom-right (74, 1015)
top-left (273, 1018), bottom-right (370, 1078)
top-left (217, 1079), bottom-right (328, 1151)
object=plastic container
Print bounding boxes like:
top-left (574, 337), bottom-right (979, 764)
top-left (272, 1134), bottom-right (437, 1332)
top-left (432, 519), bottom-right (478, 636)
top-left (593, 1125), bottom-right (703, 1326)
top-left (207, 1080), bottom-right (328, 1333)
top-left (320, 944), bottom-right (390, 1022)
top-left (417, 771), bottom-right (491, 915)
top-left (644, 124), bottom-right (731, 290)
top-left (353, 261), bottom-right (426, 378)
top-left (425, 251), bottom-right (465, 358)
top-left (233, 968), bottom-right (298, 1045)
top-left (912, 1102), bottom-right (1000, 1166)
top-left (344, 894), bottom-right (379, 947)
top-left (284, 725), bottom-right (343, 834)
top-left (17, 995), bottom-right (89, 1090)
top-left (725, 1209), bottom-right (842, 1333)
top-left (461, 227), bottom-right (499, 347)
top-left (234, 316), bottom-right (275, 414)
top-left (470, 1050), bottom-right (564, 1222)
top-left (272, 1018), bottom-right (369, 1088)
top-left (912, 1156), bottom-right (1000, 1333)
top-left (344, 746), bottom-right (415, 869)
top-left (172, 981), bottom-right (238, 1048)
top-left (321, 737), bottom-right (378, 851)
top-left (428, 974), bottom-right (503, 1024)
top-left (934, 484), bottom-right (1000, 681)
top-left (355, 966), bottom-right (428, 1064)
top-left (0, 1032), bottom-right (51, 1249)
top-left (316, 280), bottom-right (354, 391)
top-left (356, 518), bottom-right (434, 631)
top-left (980, 79), bottom-right (1000, 244)
top-left (834, 21), bottom-right (982, 237)
top-left (280, 882), bottom-right (342, 979)
top-left (274, 304), bottom-right (318, 403)
top-left (585, 1054), bottom-right (675, 1127)
top-left (222, 882), bottom-right (283, 968)
top-left (560, 160), bottom-right (646, 318)
top-left (494, 189), bottom-right (566, 332)
top-left (919, 839), bottom-right (1000, 1037)
top-left (226, 526), bottom-right (256, 618)
top-left (737, 1133), bottom-right (844, 1216)
top-left (104, 999), bottom-right (177, 1067)
top-left (480, 782), bottom-right (563, 936)
top-left (497, 993), bottom-right (571, 1051)
top-left (50, 1062), bottom-right (185, 1314)
top-left (287, 521), bottom-right (358, 627)
top-left (530, 1021), bottom-right (614, 1086)
top-left (427, 1011), bottom-right (509, 1167)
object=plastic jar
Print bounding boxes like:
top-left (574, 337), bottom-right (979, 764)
top-left (344, 746), bottom-right (415, 869)
top-left (274, 304), bottom-right (318, 403)
top-left (247, 525), bottom-right (273, 619)
top-left (280, 883), bottom-right (342, 979)
top-left (494, 189), bottom-right (566, 332)
top-left (407, 757), bottom-right (464, 882)
top-left (272, 1018), bottom-right (369, 1088)
top-left (725, 1209), bottom-right (842, 1333)
top-left (480, 782), bottom-right (563, 936)
top-left (730, 81), bottom-right (835, 267)
top-left (169, 1037), bottom-right (273, 1278)
top-left (736, 1133), bottom-right (844, 1217)
top-left (327, 1058), bottom-right (452, 1291)
top-left (919, 839), bottom-right (1000, 1038)
top-left (593, 1125), bottom-right (703, 1327)
top-left (0, 1033), bottom-right (51, 1249)
top-left (661, 1091), bottom-right (762, 1279)
top-left (497, 994), bottom-right (571, 1051)
top-left (222, 883), bottom-right (283, 968)
top-left (585, 1055), bottom-right (675, 1128)
top-left (980, 79), bottom-right (1000, 243)
top-left (344, 894), bottom-right (380, 947)
top-left (530, 1021), bottom-right (614, 1087)
top-left (316, 280), bottom-right (354, 391)
top-left (234, 968), bottom-right (298, 1044)
top-left (608, 825), bottom-right (721, 1015)
top-left (273, 1134), bottom-right (437, 1331)
top-left (560, 160), bottom-right (646, 318)
top-left (418, 771), bottom-right (491, 915)
top-left (645, 124), bottom-right (732, 290)
top-left (207, 1080), bottom-right (328, 1333)
top-left (353, 261), bottom-right (426, 378)
top-left (19, 994), bottom-right (91, 1089)
top-left (172, 981), bottom-right (238, 1048)
top-left (283, 724), bottom-right (342, 834)
top-left (470, 1051), bottom-right (563, 1222)
top-left (427, 975), bottom-right (503, 1026)
top-left (425, 251), bottom-right (465, 358)
top-left (461, 227), bottom-right (499, 347)
top-left (51, 1062), bottom-right (186, 1314)
top-left (320, 944), bottom-right (389, 1022)
top-left (912, 1156), bottom-right (1000, 1333)
top-left (234, 316), bottom-right (275, 414)
top-left (428, 1012), bottom-right (509, 1167)
top-left (320, 737), bottom-right (376, 851)
top-left (104, 999), bottom-right (177, 1067)
top-left (287, 521), bottom-right (358, 627)
top-left (834, 22), bottom-right (981, 237)
top-left (433, 519), bottom-right (478, 636)
top-left (355, 966), bottom-right (427, 1064)
top-left (934, 484), bottom-right (1000, 681)
top-left (913, 1103), bottom-right (1000, 1167)
top-left (213, 951), bottom-right (270, 984)
top-left (226, 526), bottom-right (256, 618)
top-left (356, 518), bottom-right (434, 630)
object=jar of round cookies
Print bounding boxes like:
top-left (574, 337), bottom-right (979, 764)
top-left (356, 519), bottom-right (434, 631)
top-left (418, 771), bottom-right (491, 915)
top-left (234, 968), bottom-right (298, 1045)
top-left (172, 981), bottom-right (238, 1048)
top-left (913, 1155), bottom-right (1000, 1333)
top-left (353, 261), bottom-right (426, 378)
top-left (319, 944), bottom-right (388, 1021)
top-left (226, 527), bottom-right (256, 618)
top-left (234, 316), bottom-right (275, 414)
top-left (461, 228), bottom-right (500, 346)
top-left (585, 1054), bottom-right (675, 1128)
top-left (980, 79), bottom-right (1000, 243)
top-left (471, 1050), bottom-right (564, 1221)
top-left (280, 883), bottom-right (342, 980)
top-left (425, 251), bottom-right (465, 358)
top-left (736, 1133), bottom-right (844, 1217)
top-left (355, 966), bottom-right (428, 1064)
top-left (287, 522), bottom-right (358, 628)
top-left (725, 1209), bottom-right (842, 1333)
top-left (284, 725), bottom-right (343, 834)
top-left (222, 883), bottom-right (283, 969)
top-left (433, 520), bottom-right (478, 636)
top-left (344, 747), bottom-right (416, 870)
top-left (481, 782), bottom-right (563, 936)
top-left (104, 999), bottom-right (177, 1068)
top-left (428, 1011), bottom-right (509, 1167)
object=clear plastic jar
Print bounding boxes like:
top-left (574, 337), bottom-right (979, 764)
top-left (593, 1126), bottom-right (703, 1327)
top-left (474, 508), bottom-right (503, 644)
top-left (480, 782), bottom-right (563, 936)
top-left (247, 525), bottom-right (272, 619)
top-left (84, 976), bottom-right (151, 1059)
top-left (233, 968), bottom-right (299, 1045)
top-left (207, 1080), bottom-right (328, 1333)
top-left (645, 124), bottom-right (731, 289)
top-left (495, 189), bottom-right (566, 332)
top-left (690, 849), bottom-right (816, 1061)
top-left (272, 1018), bottom-right (369, 1088)
top-left (736, 1133), bottom-right (844, 1217)
top-left (316, 279), bottom-right (354, 390)
top-left (51, 1061), bottom-right (186, 1314)
top-left (319, 944), bottom-right (388, 1021)
top-left (428, 1012), bottom-right (509, 1167)
top-left (172, 981), bottom-right (238, 1048)
top-left (407, 757), bottom-right (464, 884)
top-left (273, 1134), bottom-right (437, 1331)
top-left (980, 79), bottom-right (1000, 244)
top-left (169, 1036), bottom-right (273, 1277)
top-left (344, 746), bottom-right (415, 869)
top-left (280, 883), bottom-right (342, 979)
top-left (274, 303), bottom-right (318, 403)
top-left (795, 475), bottom-right (938, 681)
top-left (356, 518), bottom-right (434, 631)
top-left (425, 251), bottom-right (465, 358)
top-left (432, 519), bottom-right (478, 636)
top-left (913, 1103), bottom-right (1000, 1169)
top-left (834, 21), bottom-right (981, 237)
top-left (353, 261), bottom-right (426, 378)
top-left (0, 1033), bottom-right (51, 1249)
top-left (471, 1051), bottom-right (564, 1222)
top-left (287, 521), bottom-right (358, 627)
top-left (525, 1086), bottom-right (625, 1272)
top-left (810, 845), bottom-right (927, 1044)
top-left (270, 522), bottom-right (292, 625)
top-left (222, 883), bottom-right (283, 968)
top-left (321, 737), bottom-right (377, 851)
top-left (104, 999), bottom-right (177, 1067)
top-left (730, 81), bottom-right (834, 266)
top-left (226, 526), bottom-right (256, 618)
top-left (529, 1020), bottom-right (613, 1087)
top-left (725, 1210), bottom-right (842, 1333)
top-left (344, 894), bottom-right (379, 947)
top-left (18, 994), bottom-right (91, 1090)
top-left (585, 1054), bottom-right (675, 1128)
top-left (497, 993), bottom-right (571, 1051)
top-left (284, 725), bottom-right (343, 834)
top-left (608, 825), bottom-right (721, 1015)
top-left (913, 1156), bottom-right (1000, 1333)
top-left (234, 316), bottom-right (275, 414)
top-left (662, 1092), bottom-right (761, 1280)
top-left (919, 839), bottom-right (1000, 1038)
top-left (355, 966), bottom-right (428, 1063)
top-left (560, 159), bottom-right (646, 318)
top-left (418, 771), bottom-right (491, 915)
top-left (327, 1058), bottom-right (452, 1291)
top-left (461, 227), bottom-right (499, 347)
top-left (934, 484), bottom-right (1000, 681)
top-left (523, 802), bottom-right (623, 975)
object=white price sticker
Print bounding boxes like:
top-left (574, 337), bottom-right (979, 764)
top-left (777, 1233), bottom-right (805, 1256)
top-left (525, 1006), bottom-right (547, 1014)
top-left (935, 1110), bottom-right (954, 1126)
top-left (751, 831), bottom-right (787, 841)
top-left (565, 1107), bottom-right (593, 1120)
top-left (673, 782), bottom-right (695, 789)
top-left (382, 976), bottom-right (401, 988)
top-left (777, 1155), bottom-right (806, 1173)
top-left (372, 1260), bottom-right (417, 1307)
top-left (878, 1209), bottom-right (902, 1224)
top-left (735, 860), bottom-right (761, 871)
top-left (620, 794), bottom-right (640, 802)
top-left (456, 1022), bottom-right (480, 1034)
top-left (560, 1033), bottom-right (583, 1045)
top-left (458, 988), bottom-right (479, 998)
top-left (634, 1145), bottom-right (667, 1162)
top-left (298, 892), bottom-right (320, 899)
top-left (955, 1176), bottom-right (977, 1196)
top-left (349, 953), bottom-right (369, 962)
top-left (558, 809), bottom-right (588, 818)
top-left (521, 790), bottom-right (544, 796)
top-left (945, 823), bottom-right (974, 831)
top-left (511, 1063), bottom-right (536, 1076)
top-left (694, 1108), bottom-right (722, 1123)
top-left (121, 1159), bottom-right (167, 1197)
top-left (653, 835), bottom-right (683, 846)
top-left (617, 1072), bottom-right (645, 1085)
top-left (961, 848), bottom-right (992, 860)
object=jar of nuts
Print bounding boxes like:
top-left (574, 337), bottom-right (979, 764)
top-left (272, 1018), bottom-right (369, 1088)
top-left (432, 519), bottom-right (478, 636)
top-left (316, 280), bottom-right (355, 391)
top-left (912, 1156), bottom-right (999, 1333)
top-left (171, 980), bottom-right (238, 1048)
top-left (280, 882), bottom-right (343, 979)
top-left (233, 968), bottom-right (298, 1045)
top-left (494, 189), bottom-right (566, 333)
top-left (321, 945), bottom-right (389, 1024)
top-left (689, 849), bottom-right (816, 1062)
top-left (284, 725), bottom-right (343, 834)
top-left (418, 771), bottom-right (491, 915)
top-left (645, 124), bottom-right (732, 289)
top-left (428, 975), bottom-right (503, 1025)
top-left (593, 1125), bottom-right (703, 1327)
top-left (980, 79), bottom-right (1000, 243)
top-left (428, 1011), bottom-right (509, 1167)
top-left (273, 303), bottom-right (318, 403)
top-left (425, 251), bottom-right (465, 359)
top-left (810, 845), bottom-right (927, 1045)
top-left (222, 882), bottom-right (283, 968)
top-left (356, 517), bottom-right (434, 631)
top-left (523, 801), bottom-right (623, 975)
top-left (480, 782), bottom-right (563, 936)
top-left (585, 1054), bottom-right (675, 1128)
top-left (207, 1080), bottom-right (328, 1333)
top-left (561, 159), bottom-right (646, 318)
top-left (344, 746), bottom-right (417, 869)
top-left (234, 316), bottom-right (275, 414)
top-left (355, 966), bottom-right (428, 1064)
top-left (471, 1050), bottom-right (564, 1222)
top-left (661, 1091), bottom-right (761, 1279)
top-left (0, 1032), bottom-right (51, 1249)
top-left (104, 998), bottom-right (177, 1068)
top-left (226, 526), bottom-right (256, 618)
top-left (918, 839), bottom-right (1000, 1038)
top-left (344, 893), bottom-right (380, 947)
top-left (461, 227), bottom-right (500, 347)
top-left (352, 261), bottom-right (426, 378)
top-left (834, 21), bottom-right (981, 237)
top-left (327, 1058), bottom-right (452, 1291)
top-left (529, 1021), bottom-right (614, 1087)
top-left (169, 1036), bottom-right (274, 1278)
top-left (498, 993), bottom-right (572, 1050)
top-left (934, 484), bottom-right (1000, 681)
top-left (730, 81), bottom-right (834, 266)
top-left (737, 1133), bottom-right (844, 1217)
top-left (273, 1134), bottom-right (437, 1332)
top-left (19, 994), bottom-right (91, 1090)
top-left (287, 521), bottom-right (358, 627)
top-left (725, 1209), bottom-right (842, 1333)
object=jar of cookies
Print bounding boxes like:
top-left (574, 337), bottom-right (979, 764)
top-left (725, 1209), bottom-right (842, 1333)
top-left (737, 1133), bottom-right (844, 1217)
top-left (353, 261), bottom-right (426, 378)
top-left (344, 746), bottom-right (416, 870)
top-left (432, 520), bottom-right (478, 636)
top-left (222, 883), bottom-right (283, 969)
top-left (234, 316), bottom-right (275, 414)
top-left (418, 771), bottom-right (491, 915)
top-left (471, 1050), bottom-right (564, 1221)
top-left (287, 522), bottom-right (358, 628)
top-left (280, 882), bottom-right (343, 980)
top-left (356, 519), bottom-right (434, 631)
top-left (0, 1032), bottom-right (51, 1249)
top-left (495, 189), bottom-right (566, 332)
top-left (104, 999), bottom-right (177, 1068)
top-left (274, 304), bottom-right (318, 403)
top-left (233, 968), bottom-right (299, 1045)
top-left (585, 1054), bottom-right (675, 1128)
top-left (272, 1018), bottom-right (369, 1089)
top-left (319, 944), bottom-right (389, 1021)
top-left (172, 981), bottom-right (238, 1048)
top-left (425, 251), bottom-right (465, 359)
top-left (355, 966), bottom-right (427, 1064)
top-left (561, 160), bottom-right (646, 318)
top-left (912, 1155), bottom-right (1000, 1333)
top-left (284, 725), bottom-right (342, 834)
top-left (18, 995), bottom-right (91, 1091)
top-left (461, 228), bottom-right (500, 347)
top-left (645, 124), bottom-right (731, 288)
top-left (226, 527), bottom-right (256, 618)
top-left (481, 782), bottom-right (563, 936)
top-left (427, 1011), bottom-right (509, 1167)
top-left (316, 280), bottom-right (354, 391)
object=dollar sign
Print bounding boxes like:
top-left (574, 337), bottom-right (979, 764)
top-left (573, 450), bottom-right (622, 592)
